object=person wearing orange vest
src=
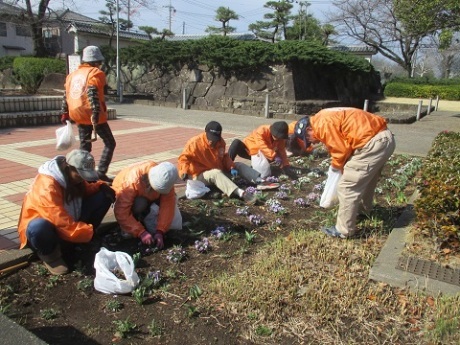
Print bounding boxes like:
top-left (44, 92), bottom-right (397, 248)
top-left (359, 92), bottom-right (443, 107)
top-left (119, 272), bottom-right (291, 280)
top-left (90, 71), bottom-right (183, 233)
top-left (61, 45), bottom-right (116, 184)
top-left (112, 161), bottom-right (181, 249)
top-left (228, 121), bottom-right (297, 179)
top-left (17, 149), bottom-right (115, 275)
top-left (286, 116), bottom-right (315, 157)
top-left (304, 107), bottom-right (395, 238)
top-left (178, 121), bottom-right (259, 204)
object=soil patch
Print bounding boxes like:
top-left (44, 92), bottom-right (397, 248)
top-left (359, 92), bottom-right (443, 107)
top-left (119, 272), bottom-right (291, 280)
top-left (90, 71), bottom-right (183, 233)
top-left (1, 152), bottom-right (420, 344)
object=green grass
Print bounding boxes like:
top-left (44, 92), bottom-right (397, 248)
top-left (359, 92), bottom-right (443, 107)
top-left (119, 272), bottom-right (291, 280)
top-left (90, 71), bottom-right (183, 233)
top-left (202, 226), bottom-right (460, 343)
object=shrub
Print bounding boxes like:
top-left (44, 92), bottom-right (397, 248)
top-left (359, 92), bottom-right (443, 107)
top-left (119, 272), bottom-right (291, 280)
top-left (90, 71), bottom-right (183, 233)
top-left (0, 56), bottom-right (15, 71)
top-left (13, 57), bottom-right (66, 94)
top-left (384, 81), bottom-right (460, 100)
top-left (414, 131), bottom-right (460, 244)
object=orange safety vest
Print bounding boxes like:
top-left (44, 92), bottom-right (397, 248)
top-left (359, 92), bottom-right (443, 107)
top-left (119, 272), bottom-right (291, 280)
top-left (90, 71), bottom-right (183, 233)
top-left (178, 133), bottom-right (234, 178)
top-left (310, 107), bottom-right (387, 170)
top-left (65, 64), bottom-right (107, 125)
top-left (112, 161), bottom-right (176, 237)
top-left (243, 125), bottom-right (289, 167)
top-left (17, 174), bottom-right (102, 249)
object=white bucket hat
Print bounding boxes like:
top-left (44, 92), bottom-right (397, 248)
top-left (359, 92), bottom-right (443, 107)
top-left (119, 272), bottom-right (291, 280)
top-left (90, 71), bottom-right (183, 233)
top-left (148, 162), bottom-right (179, 194)
top-left (82, 46), bottom-right (104, 63)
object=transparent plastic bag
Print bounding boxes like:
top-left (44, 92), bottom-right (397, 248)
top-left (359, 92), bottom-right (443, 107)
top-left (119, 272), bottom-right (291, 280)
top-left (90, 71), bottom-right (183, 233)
top-left (251, 150), bottom-right (271, 178)
top-left (55, 120), bottom-right (76, 151)
top-left (185, 179), bottom-right (210, 199)
top-left (143, 201), bottom-right (183, 232)
top-left (320, 166), bottom-right (342, 208)
top-left (93, 247), bottom-right (140, 294)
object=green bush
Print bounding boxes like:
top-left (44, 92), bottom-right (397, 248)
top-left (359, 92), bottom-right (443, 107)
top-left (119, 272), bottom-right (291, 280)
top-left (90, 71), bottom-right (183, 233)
top-left (118, 36), bottom-right (372, 74)
top-left (414, 131), bottom-right (460, 244)
top-left (0, 56), bottom-right (15, 71)
top-left (384, 81), bottom-right (460, 100)
top-left (13, 57), bottom-right (66, 94)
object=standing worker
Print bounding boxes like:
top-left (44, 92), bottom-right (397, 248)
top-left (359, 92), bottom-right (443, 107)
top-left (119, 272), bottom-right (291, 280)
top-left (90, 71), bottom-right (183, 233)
top-left (61, 45), bottom-right (116, 184)
top-left (302, 107), bottom-right (395, 238)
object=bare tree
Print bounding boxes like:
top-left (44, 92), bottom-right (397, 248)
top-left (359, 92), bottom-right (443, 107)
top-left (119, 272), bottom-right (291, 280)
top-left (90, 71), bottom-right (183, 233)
top-left (328, 0), bottom-right (427, 77)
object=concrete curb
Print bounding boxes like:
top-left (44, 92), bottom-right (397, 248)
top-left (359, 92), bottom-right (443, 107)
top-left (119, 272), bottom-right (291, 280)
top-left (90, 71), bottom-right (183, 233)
top-left (369, 191), bottom-right (460, 295)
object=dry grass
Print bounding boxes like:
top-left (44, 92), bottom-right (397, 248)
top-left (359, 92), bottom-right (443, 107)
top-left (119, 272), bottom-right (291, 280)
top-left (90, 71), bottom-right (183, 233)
top-left (202, 227), bottom-right (460, 344)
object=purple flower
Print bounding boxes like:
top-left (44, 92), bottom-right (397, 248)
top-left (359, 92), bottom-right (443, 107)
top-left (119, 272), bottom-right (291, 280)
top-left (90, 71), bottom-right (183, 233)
top-left (294, 198), bottom-right (307, 207)
top-left (313, 183), bottom-right (323, 191)
top-left (147, 270), bottom-right (162, 287)
top-left (245, 186), bottom-right (257, 195)
top-left (266, 198), bottom-right (286, 214)
top-left (265, 176), bottom-right (279, 183)
top-left (194, 238), bottom-right (210, 253)
top-left (307, 192), bottom-right (320, 202)
top-left (275, 191), bottom-right (289, 199)
top-left (211, 226), bottom-right (226, 238)
top-left (236, 206), bottom-right (250, 216)
top-left (248, 214), bottom-right (264, 225)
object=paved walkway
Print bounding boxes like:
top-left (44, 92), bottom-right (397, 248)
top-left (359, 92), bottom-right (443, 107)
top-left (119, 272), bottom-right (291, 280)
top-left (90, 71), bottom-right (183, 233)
top-left (1, 101), bottom-right (459, 264)
top-left (0, 100), bottom-right (459, 343)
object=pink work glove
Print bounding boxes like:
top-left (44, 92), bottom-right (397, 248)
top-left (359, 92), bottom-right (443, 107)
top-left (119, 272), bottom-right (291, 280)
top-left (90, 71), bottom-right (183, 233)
top-left (60, 113), bottom-right (70, 125)
top-left (153, 232), bottom-right (164, 249)
top-left (139, 231), bottom-right (153, 245)
top-left (274, 156), bottom-right (283, 166)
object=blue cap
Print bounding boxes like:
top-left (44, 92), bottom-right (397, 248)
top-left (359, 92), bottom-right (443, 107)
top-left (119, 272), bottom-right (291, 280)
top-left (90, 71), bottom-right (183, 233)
top-left (294, 116), bottom-right (311, 147)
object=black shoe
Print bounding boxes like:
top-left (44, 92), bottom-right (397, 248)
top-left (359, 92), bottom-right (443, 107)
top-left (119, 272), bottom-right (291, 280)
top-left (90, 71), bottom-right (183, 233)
top-left (97, 172), bottom-right (113, 184)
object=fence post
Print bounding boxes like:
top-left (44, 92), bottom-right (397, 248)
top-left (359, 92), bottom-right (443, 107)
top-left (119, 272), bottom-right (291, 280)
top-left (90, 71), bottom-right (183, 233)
top-left (182, 88), bottom-right (187, 110)
top-left (435, 95), bottom-right (439, 111)
top-left (264, 94), bottom-right (270, 119)
top-left (427, 98), bottom-right (433, 115)
top-left (118, 82), bottom-right (123, 103)
top-left (363, 99), bottom-right (369, 111)
top-left (416, 100), bottom-right (423, 121)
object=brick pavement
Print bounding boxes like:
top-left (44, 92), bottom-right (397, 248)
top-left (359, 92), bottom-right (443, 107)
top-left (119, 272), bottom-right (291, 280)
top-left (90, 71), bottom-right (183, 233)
top-left (0, 117), bottom-right (239, 253)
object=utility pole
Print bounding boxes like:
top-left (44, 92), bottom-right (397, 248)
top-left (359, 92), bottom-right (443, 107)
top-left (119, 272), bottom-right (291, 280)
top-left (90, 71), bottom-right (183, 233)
top-left (182, 21), bottom-right (185, 34)
top-left (163, 0), bottom-right (175, 32)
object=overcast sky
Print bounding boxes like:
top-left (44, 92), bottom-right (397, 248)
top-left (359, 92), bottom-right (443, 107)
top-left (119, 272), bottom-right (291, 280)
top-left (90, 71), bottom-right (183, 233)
top-left (63, 0), bottom-right (334, 35)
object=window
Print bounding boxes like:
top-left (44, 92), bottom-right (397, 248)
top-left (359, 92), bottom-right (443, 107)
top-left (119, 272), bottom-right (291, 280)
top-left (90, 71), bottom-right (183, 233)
top-left (0, 22), bottom-right (6, 37)
top-left (16, 25), bottom-right (31, 37)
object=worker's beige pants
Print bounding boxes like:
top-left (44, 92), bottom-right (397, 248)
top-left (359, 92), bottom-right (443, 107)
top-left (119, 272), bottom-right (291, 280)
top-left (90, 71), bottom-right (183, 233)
top-left (336, 129), bottom-right (396, 236)
top-left (196, 162), bottom-right (260, 197)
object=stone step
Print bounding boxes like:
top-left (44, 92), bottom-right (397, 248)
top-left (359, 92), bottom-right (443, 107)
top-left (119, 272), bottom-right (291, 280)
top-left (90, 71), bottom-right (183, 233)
top-left (0, 96), bottom-right (62, 113)
top-left (0, 109), bottom-right (117, 129)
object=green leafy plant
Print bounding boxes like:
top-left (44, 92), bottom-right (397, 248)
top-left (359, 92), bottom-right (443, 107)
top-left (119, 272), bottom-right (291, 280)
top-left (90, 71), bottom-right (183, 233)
top-left (148, 319), bottom-right (164, 337)
top-left (132, 286), bottom-right (147, 305)
top-left (40, 308), bottom-right (58, 320)
top-left (113, 318), bottom-right (137, 339)
top-left (186, 305), bottom-right (200, 318)
top-left (256, 325), bottom-right (272, 336)
top-left (132, 252), bottom-right (141, 267)
top-left (46, 275), bottom-right (60, 289)
top-left (105, 299), bottom-right (123, 312)
top-left (245, 230), bottom-right (257, 244)
top-left (189, 284), bottom-right (203, 300)
top-left (76, 278), bottom-right (93, 292)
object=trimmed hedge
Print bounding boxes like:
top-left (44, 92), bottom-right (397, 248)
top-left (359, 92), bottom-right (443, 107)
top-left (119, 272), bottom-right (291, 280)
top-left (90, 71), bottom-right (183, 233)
top-left (414, 131), bottom-right (460, 245)
top-left (110, 36), bottom-right (372, 74)
top-left (384, 82), bottom-right (460, 100)
top-left (13, 57), bottom-right (66, 94)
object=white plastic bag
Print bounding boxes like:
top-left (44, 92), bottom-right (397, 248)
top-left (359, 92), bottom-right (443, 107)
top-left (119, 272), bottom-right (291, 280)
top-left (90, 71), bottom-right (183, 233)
top-left (93, 247), bottom-right (140, 294)
top-left (251, 150), bottom-right (271, 178)
top-left (320, 166), bottom-right (342, 208)
top-left (185, 179), bottom-right (210, 199)
top-left (55, 120), bottom-right (76, 151)
top-left (143, 202), bottom-right (183, 232)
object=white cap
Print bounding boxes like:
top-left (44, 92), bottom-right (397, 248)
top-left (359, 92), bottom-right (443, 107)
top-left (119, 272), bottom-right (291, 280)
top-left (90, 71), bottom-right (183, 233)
top-left (66, 149), bottom-right (99, 181)
top-left (148, 162), bottom-right (179, 194)
top-left (82, 46), bottom-right (104, 63)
